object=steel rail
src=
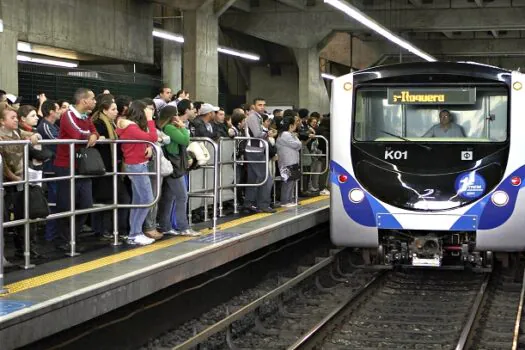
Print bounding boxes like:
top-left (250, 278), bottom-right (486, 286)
top-left (171, 249), bottom-right (344, 350)
top-left (512, 266), bottom-right (525, 350)
top-left (455, 272), bottom-right (491, 350)
top-left (287, 270), bottom-right (386, 350)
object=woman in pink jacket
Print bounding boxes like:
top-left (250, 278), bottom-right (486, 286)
top-left (116, 101), bottom-right (158, 246)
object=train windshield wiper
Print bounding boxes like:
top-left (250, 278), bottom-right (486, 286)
top-left (380, 130), bottom-right (432, 151)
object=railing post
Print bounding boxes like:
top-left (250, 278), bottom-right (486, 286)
top-left (218, 138), bottom-right (224, 218)
top-left (203, 165), bottom-right (209, 222)
top-left (22, 143), bottom-right (34, 269)
top-left (0, 155), bottom-right (8, 294)
top-left (233, 139), bottom-right (238, 214)
top-left (212, 140), bottom-right (219, 233)
top-left (67, 143), bottom-right (79, 257)
top-left (111, 142), bottom-right (121, 246)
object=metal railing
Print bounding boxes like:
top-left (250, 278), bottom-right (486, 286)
top-left (300, 135), bottom-right (330, 193)
top-left (232, 137), bottom-right (270, 214)
top-left (186, 137), bottom-right (219, 232)
top-left (0, 139), bottom-right (161, 273)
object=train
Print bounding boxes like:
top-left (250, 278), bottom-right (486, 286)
top-left (329, 61), bottom-right (525, 269)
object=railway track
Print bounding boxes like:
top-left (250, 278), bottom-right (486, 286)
top-left (142, 253), bottom-right (525, 350)
top-left (293, 269), bottom-right (490, 350)
top-left (154, 249), bottom-right (378, 349)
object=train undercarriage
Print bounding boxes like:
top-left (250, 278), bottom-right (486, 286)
top-left (374, 230), bottom-right (493, 270)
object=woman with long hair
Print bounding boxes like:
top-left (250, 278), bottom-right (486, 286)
top-left (156, 105), bottom-right (199, 236)
top-left (91, 96), bottom-right (132, 239)
top-left (116, 100), bottom-right (158, 245)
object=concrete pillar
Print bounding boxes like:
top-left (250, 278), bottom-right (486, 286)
top-left (0, 29), bottom-right (18, 94)
top-left (183, 4), bottom-right (219, 105)
top-left (162, 9), bottom-right (182, 91)
top-left (294, 47), bottom-right (330, 114)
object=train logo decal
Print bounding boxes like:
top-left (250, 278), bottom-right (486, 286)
top-left (455, 172), bottom-right (486, 199)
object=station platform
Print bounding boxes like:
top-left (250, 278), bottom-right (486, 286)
top-left (0, 196), bottom-right (329, 350)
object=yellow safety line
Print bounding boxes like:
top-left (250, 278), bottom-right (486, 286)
top-left (1, 196), bottom-right (329, 296)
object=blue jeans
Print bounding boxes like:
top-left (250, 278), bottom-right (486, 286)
top-left (126, 163), bottom-right (153, 238)
top-left (159, 175), bottom-right (189, 232)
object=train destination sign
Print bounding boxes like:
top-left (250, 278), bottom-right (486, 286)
top-left (387, 88), bottom-right (476, 105)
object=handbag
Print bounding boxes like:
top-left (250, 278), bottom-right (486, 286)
top-left (14, 185), bottom-right (50, 219)
top-left (280, 163), bottom-right (301, 182)
top-left (163, 145), bottom-right (188, 178)
top-left (77, 147), bottom-right (106, 176)
top-left (160, 153), bottom-right (174, 177)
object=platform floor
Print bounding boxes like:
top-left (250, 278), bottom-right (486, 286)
top-left (0, 196), bottom-right (329, 350)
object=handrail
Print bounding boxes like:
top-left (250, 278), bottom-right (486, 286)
top-left (0, 138), bottom-right (161, 271)
top-left (0, 154), bottom-right (6, 294)
top-left (301, 135), bottom-right (329, 176)
top-left (232, 136), bottom-right (269, 214)
top-left (187, 137), bottom-right (219, 232)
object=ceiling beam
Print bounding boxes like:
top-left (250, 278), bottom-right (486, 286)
top-left (275, 0), bottom-right (306, 11)
top-left (215, 0), bottom-right (238, 16)
top-left (232, 0), bottom-right (250, 12)
top-left (408, 0), bottom-right (422, 6)
top-left (220, 6), bottom-right (525, 48)
top-left (372, 38), bottom-right (525, 56)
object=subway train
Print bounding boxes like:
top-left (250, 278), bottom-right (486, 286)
top-left (329, 61), bottom-right (525, 268)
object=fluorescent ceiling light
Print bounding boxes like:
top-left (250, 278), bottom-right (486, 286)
top-left (152, 29), bottom-right (260, 61)
top-left (152, 29), bottom-right (184, 43)
top-left (17, 54), bottom-right (78, 68)
top-left (218, 46), bottom-right (260, 61)
top-left (321, 73), bottom-right (337, 80)
top-left (324, 0), bottom-right (436, 62)
top-left (17, 41), bottom-right (32, 53)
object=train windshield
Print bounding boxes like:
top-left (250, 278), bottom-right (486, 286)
top-left (353, 86), bottom-right (508, 142)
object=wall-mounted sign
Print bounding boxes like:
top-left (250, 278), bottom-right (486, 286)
top-left (387, 87), bottom-right (476, 105)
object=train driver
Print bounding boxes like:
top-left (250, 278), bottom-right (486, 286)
top-left (422, 109), bottom-right (465, 138)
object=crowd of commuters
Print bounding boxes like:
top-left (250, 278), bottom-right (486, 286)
top-left (0, 87), bottom-right (330, 268)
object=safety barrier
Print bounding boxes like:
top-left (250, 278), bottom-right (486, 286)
top-left (187, 137), bottom-right (269, 217)
top-left (186, 137), bottom-right (219, 232)
top-left (0, 134), bottom-right (328, 294)
top-left (300, 135), bottom-right (329, 192)
top-left (0, 139), bottom-right (161, 271)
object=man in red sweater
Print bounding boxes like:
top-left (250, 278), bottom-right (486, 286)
top-left (54, 88), bottom-right (98, 252)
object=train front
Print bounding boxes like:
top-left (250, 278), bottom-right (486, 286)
top-left (330, 62), bottom-right (525, 268)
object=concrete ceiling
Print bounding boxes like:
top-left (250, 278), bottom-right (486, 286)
top-left (216, 0), bottom-right (525, 69)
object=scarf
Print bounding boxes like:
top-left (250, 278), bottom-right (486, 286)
top-left (100, 113), bottom-right (117, 140)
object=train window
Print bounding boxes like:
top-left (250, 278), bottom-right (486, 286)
top-left (354, 86), bottom-right (508, 142)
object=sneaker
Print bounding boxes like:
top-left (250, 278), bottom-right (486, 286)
top-left (132, 234), bottom-right (155, 246)
top-left (163, 229), bottom-right (182, 236)
top-left (3, 256), bottom-right (14, 268)
top-left (282, 203), bottom-right (297, 208)
top-left (309, 187), bottom-right (319, 192)
top-left (181, 229), bottom-right (201, 237)
top-left (320, 189), bottom-right (330, 196)
top-left (261, 207), bottom-right (277, 213)
top-left (144, 230), bottom-right (163, 240)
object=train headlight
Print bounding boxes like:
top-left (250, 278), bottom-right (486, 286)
top-left (349, 188), bottom-right (365, 203)
top-left (491, 191), bottom-right (509, 207)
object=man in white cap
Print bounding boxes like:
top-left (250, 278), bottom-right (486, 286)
top-left (191, 103), bottom-right (219, 139)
